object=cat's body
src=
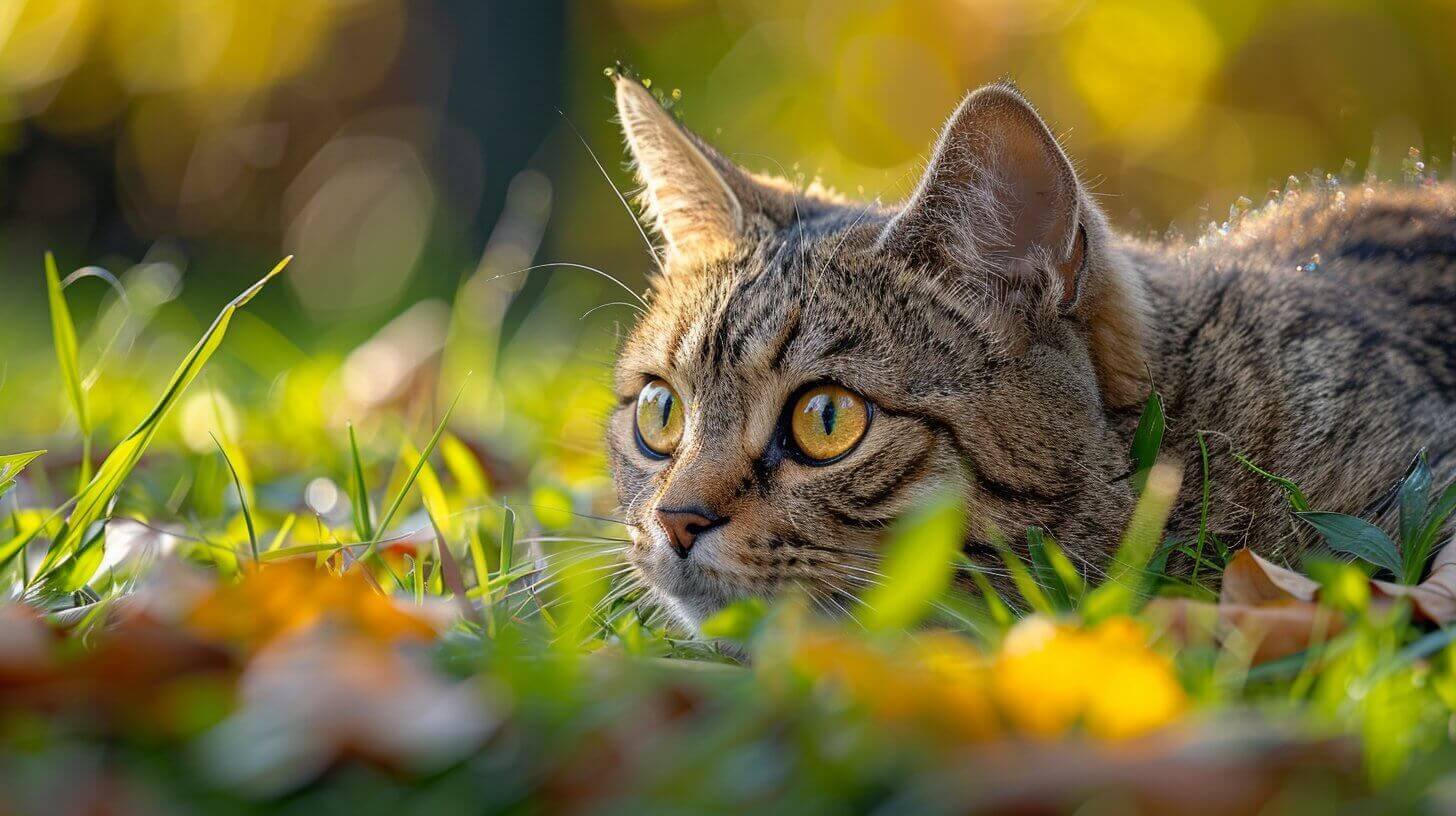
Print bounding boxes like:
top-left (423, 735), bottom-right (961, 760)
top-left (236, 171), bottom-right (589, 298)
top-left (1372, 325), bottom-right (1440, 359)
top-left (604, 76), bottom-right (1456, 629)
top-left (1132, 190), bottom-right (1456, 559)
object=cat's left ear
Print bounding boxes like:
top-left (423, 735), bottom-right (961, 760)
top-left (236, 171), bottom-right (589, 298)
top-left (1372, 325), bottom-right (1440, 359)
top-left (615, 76), bottom-right (746, 269)
top-left (879, 84), bottom-right (1150, 407)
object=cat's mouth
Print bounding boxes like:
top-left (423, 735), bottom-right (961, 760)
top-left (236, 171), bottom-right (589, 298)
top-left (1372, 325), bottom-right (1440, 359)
top-left (629, 524), bottom-right (753, 628)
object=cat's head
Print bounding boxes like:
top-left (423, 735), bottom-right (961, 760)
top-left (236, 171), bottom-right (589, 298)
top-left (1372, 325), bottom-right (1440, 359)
top-left (605, 77), bottom-right (1151, 629)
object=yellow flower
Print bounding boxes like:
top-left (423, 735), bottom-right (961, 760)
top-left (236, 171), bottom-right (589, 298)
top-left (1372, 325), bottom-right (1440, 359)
top-left (793, 616), bottom-right (1186, 743)
top-left (994, 616), bottom-right (1187, 740)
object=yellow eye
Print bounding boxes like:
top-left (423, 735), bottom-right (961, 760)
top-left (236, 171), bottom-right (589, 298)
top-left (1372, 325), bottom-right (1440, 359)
top-left (635, 379), bottom-right (684, 456)
top-left (790, 384), bottom-right (870, 462)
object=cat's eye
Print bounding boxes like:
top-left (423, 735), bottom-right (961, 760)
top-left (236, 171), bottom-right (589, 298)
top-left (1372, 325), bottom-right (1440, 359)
top-left (635, 379), bottom-right (684, 457)
top-left (789, 384), bottom-right (870, 463)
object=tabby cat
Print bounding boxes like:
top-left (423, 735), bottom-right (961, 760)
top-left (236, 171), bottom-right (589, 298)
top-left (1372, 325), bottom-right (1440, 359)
top-left (604, 76), bottom-right (1456, 629)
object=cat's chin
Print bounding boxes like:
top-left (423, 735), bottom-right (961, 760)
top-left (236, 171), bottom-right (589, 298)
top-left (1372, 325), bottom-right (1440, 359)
top-left (650, 575), bottom-right (739, 632)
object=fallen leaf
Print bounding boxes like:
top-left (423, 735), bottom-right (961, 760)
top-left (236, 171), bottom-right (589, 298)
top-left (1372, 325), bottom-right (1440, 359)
top-left (1148, 598), bottom-right (1345, 665)
top-left (1371, 536), bottom-right (1456, 623)
top-left (1220, 549), bottom-right (1319, 605)
top-left (1154, 538), bottom-right (1456, 665)
top-left (187, 559), bottom-right (440, 652)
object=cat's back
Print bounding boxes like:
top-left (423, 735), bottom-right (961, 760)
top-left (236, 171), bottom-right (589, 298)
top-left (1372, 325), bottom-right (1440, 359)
top-left (1133, 184), bottom-right (1456, 404)
top-left (1122, 184), bottom-right (1456, 551)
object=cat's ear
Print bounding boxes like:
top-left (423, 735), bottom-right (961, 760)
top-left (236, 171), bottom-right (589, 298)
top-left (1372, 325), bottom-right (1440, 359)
top-left (615, 76), bottom-right (743, 268)
top-left (879, 84), bottom-right (1149, 407)
top-left (878, 83), bottom-right (1084, 305)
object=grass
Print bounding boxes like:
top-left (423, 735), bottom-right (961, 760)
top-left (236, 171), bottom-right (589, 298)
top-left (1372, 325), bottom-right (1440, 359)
top-left (1, 246), bottom-right (1455, 814)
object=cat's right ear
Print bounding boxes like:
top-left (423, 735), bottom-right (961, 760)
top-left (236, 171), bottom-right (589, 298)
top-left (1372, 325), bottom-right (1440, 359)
top-left (615, 76), bottom-right (743, 269)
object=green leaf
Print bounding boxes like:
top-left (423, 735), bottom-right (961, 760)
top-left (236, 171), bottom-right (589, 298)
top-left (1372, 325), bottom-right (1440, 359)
top-left (860, 490), bottom-right (964, 631)
top-left (426, 507), bottom-right (479, 625)
top-left (45, 254), bottom-right (90, 488)
top-left (441, 433), bottom-right (489, 498)
top-left (400, 439), bottom-right (451, 534)
top-left (0, 450), bottom-right (45, 500)
top-left (1399, 450), bottom-right (1432, 550)
top-left (1129, 389), bottom-right (1165, 494)
top-left (700, 598), bottom-right (767, 640)
top-left (1083, 462), bottom-right (1181, 621)
top-left (0, 500), bottom-right (69, 572)
top-left (1297, 512), bottom-right (1404, 579)
top-left (964, 568), bottom-right (1015, 629)
top-left (53, 519), bottom-right (107, 593)
top-left (30, 257), bottom-right (290, 589)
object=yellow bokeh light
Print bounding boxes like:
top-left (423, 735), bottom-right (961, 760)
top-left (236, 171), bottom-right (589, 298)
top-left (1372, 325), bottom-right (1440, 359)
top-left (0, 0), bottom-right (99, 92)
top-left (1061, 0), bottom-right (1221, 146)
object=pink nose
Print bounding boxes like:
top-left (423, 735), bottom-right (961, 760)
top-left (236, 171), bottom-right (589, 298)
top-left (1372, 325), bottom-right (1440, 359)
top-left (655, 508), bottom-right (725, 557)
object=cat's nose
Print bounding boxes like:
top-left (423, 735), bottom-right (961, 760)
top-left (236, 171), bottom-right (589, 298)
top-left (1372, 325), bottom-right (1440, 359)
top-left (655, 507), bottom-right (726, 558)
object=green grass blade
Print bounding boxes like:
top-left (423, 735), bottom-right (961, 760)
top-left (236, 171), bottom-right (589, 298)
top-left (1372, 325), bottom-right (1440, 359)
top-left (860, 489), bottom-right (964, 631)
top-left (1418, 480), bottom-right (1456, 559)
top-left (467, 525), bottom-right (491, 594)
top-left (347, 422), bottom-right (375, 542)
top-left (267, 513), bottom-right (296, 552)
top-left (991, 532), bottom-right (1054, 615)
top-left (1398, 450), bottom-right (1432, 555)
top-left (0, 450), bottom-right (46, 501)
top-left (45, 253), bottom-right (90, 488)
top-left (212, 434), bottom-right (259, 562)
top-left (30, 257), bottom-right (290, 588)
top-left (962, 564), bottom-right (1015, 629)
top-left (357, 380), bottom-right (468, 571)
top-left (1233, 453), bottom-right (1311, 512)
top-left (499, 504), bottom-right (516, 577)
top-left (1028, 528), bottom-right (1083, 609)
top-left (258, 542), bottom-right (347, 562)
top-left (0, 498), bottom-right (72, 573)
top-left (401, 439), bottom-right (451, 533)
top-left (1083, 462), bottom-right (1181, 621)
top-left (426, 507), bottom-right (480, 624)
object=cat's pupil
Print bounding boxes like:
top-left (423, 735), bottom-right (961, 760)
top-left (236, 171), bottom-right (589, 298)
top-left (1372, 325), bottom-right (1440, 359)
top-left (659, 393), bottom-right (674, 429)
top-left (820, 397), bottom-right (836, 435)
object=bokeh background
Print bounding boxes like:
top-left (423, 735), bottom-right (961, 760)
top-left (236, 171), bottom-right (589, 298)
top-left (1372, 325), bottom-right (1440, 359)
top-left (1, 0), bottom-right (1454, 506)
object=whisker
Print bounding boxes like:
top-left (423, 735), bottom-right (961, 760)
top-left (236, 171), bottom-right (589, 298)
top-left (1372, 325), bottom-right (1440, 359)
top-left (559, 110), bottom-right (659, 262)
top-left (491, 262), bottom-right (647, 309)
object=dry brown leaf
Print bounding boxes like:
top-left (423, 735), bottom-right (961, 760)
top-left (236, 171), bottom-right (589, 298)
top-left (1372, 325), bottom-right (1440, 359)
top-left (1220, 549), bottom-right (1319, 605)
top-left (1371, 535), bottom-right (1456, 624)
top-left (1148, 597), bottom-right (1344, 665)
top-left (1155, 538), bottom-right (1456, 665)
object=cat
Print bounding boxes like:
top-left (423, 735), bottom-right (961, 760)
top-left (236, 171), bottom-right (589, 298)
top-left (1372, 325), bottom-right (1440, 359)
top-left (603, 75), bottom-right (1456, 630)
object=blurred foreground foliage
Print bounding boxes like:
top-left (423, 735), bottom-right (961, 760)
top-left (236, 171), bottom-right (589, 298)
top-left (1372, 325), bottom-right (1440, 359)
top-left (1, 229), bottom-right (1456, 813)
